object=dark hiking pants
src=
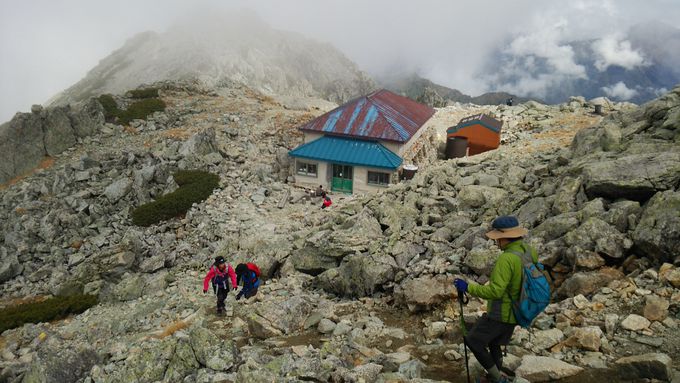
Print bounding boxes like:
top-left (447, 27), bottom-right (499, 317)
top-left (216, 287), bottom-right (228, 311)
top-left (464, 314), bottom-right (516, 370)
top-left (236, 287), bottom-right (258, 300)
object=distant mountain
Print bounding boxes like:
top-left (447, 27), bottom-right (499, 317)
top-left (484, 22), bottom-right (680, 104)
top-left (50, 9), bottom-right (375, 106)
top-left (377, 73), bottom-right (537, 107)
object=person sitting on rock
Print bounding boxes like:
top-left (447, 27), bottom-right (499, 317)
top-left (321, 195), bottom-right (332, 209)
top-left (202, 256), bottom-right (237, 315)
top-left (453, 216), bottom-right (537, 383)
top-left (235, 263), bottom-right (261, 301)
top-left (315, 184), bottom-right (324, 197)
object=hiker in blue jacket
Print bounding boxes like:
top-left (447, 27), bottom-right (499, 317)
top-left (235, 263), bottom-right (261, 301)
top-left (454, 216), bottom-right (538, 383)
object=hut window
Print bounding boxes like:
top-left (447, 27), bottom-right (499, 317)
top-left (297, 161), bottom-right (317, 177)
top-left (367, 171), bottom-right (390, 186)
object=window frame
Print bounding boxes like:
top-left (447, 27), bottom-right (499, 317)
top-left (367, 171), bottom-right (390, 186)
top-left (296, 160), bottom-right (318, 177)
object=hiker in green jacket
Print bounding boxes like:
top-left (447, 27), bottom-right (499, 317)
top-left (454, 216), bottom-right (538, 383)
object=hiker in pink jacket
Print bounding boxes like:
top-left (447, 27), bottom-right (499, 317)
top-left (202, 256), bottom-right (237, 315)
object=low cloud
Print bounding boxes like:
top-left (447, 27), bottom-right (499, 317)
top-left (602, 81), bottom-right (638, 99)
top-left (592, 35), bottom-right (647, 71)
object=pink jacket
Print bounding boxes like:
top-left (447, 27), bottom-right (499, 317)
top-left (203, 264), bottom-right (237, 291)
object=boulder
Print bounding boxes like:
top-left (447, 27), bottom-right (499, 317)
top-left (614, 353), bottom-right (673, 381)
top-left (563, 218), bottom-right (630, 260)
top-left (458, 185), bottom-right (508, 209)
top-left (621, 314), bottom-right (651, 331)
top-left (179, 128), bottom-right (218, 157)
top-left (70, 98), bottom-right (104, 137)
top-left (21, 344), bottom-right (100, 383)
top-left (532, 213), bottom-right (580, 242)
top-left (43, 107), bottom-right (77, 155)
top-left (603, 200), bottom-right (641, 232)
top-left (104, 178), bottom-right (133, 203)
top-left (398, 360), bottom-right (426, 379)
top-left (581, 152), bottom-right (680, 201)
top-left (394, 274), bottom-right (455, 312)
top-left (164, 338), bottom-right (200, 381)
top-left (557, 268), bottom-right (624, 298)
top-left (571, 121), bottom-right (622, 157)
top-left (564, 326), bottom-right (602, 351)
top-left (633, 191), bottom-right (680, 263)
top-left (248, 295), bottom-right (313, 336)
top-left (531, 328), bottom-right (564, 350)
top-left (552, 177), bottom-right (585, 214)
top-left (515, 355), bottom-right (583, 382)
top-left (0, 113), bottom-right (45, 184)
top-left (643, 295), bottom-right (670, 322)
top-left (317, 252), bottom-right (397, 297)
top-left (189, 327), bottom-right (238, 371)
top-left (318, 319), bottom-right (336, 334)
top-left (515, 197), bottom-right (551, 228)
top-left (464, 247), bottom-right (498, 276)
top-left (0, 253), bottom-right (23, 283)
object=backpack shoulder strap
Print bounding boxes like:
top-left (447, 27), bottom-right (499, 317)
top-left (507, 246), bottom-right (534, 266)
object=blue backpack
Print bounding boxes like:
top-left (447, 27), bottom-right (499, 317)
top-left (507, 248), bottom-right (551, 328)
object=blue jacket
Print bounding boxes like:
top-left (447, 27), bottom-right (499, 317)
top-left (238, 270), bottom-right (260, 292)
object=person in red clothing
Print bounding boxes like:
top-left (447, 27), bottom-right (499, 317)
top-left (202, 256), bottom-right (237, 315)
top-left (321, 195), bottom-right (332, 209)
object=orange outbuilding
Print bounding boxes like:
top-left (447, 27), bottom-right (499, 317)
top-left (446, 114), bottom-right (503, 156)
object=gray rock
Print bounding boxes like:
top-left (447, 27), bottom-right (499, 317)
top-left (43, 107), bottom-right (77, 156)
top-left (333, 322), bottom-right (352, 336)
top-left (557, 268), bottom-right (624, 298)
top-left (563, 217), bottom-right (630, 260)
top-left (633, 191), bottom-right (680, 263)
top-left (112, 274), bottom-right (145, 301)
top-left (70, 98), bottom-right (104, 137)
top-left (621, 314), bottom-right (651, 331)
top-left (318, 319), bottom-right (336, 334)
top-left (317, 252), bottom-right (397, 297)
top-left (604, 200), bottom-right (641, 232)
top-left (531, 328), bottom-right (564, 350)
top-left (553, 177), bottom-right (585, 214)
top-left (104, 178), bottom-right (133, 203)
top-left (164, 338), bottom-right (200, 381)
top-left (398, 360), bottom-right (426, 379)
top-left (515, 355), bottom-right (583, 382)
top-left (0, 253), bottom-right (23, 283)
top-left (581, 152), bottom-right (680, 201)
top-left (0, 113), bottom-right (45, 184)
top-left (464, 247), bottom-right (499, 276)
top-left (394, 274), bottom-right (455, 312)
top-left (21, 344), bottom-right (100, 383)
top-left (532, 213), bottom-right (580, 242)
top-left (189, 327), bottom-right (237, 371)
top-left (515, 197), bottom-right (550, 228)
top-left (614, 353), bottom-right (673, 381)
top-left (180, 128), bottom-right (218, 157)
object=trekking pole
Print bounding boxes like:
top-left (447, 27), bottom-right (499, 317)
top-left (458, 290), bottom-right (471, 383)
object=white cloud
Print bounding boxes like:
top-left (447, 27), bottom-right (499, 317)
top-left (602, 81), bottom-right (638, 99)
top-left (592, 35), bottom-right (647, 71)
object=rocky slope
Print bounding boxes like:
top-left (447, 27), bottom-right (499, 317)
top-left (0, 81), bottom-right (679, 383)
top-left (49, 10), bottom-right (375, 109)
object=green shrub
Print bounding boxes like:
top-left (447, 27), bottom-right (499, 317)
top-left (98, 94), bottom-right (120, 122)
top-left (129, 88), bottom-right (159, 99)
top-left (0, 294), bottom-right (98, 333)
top-left (131, 170), bottom-right (219, 226)
top-left (117, 98), bottom-right (166, 125)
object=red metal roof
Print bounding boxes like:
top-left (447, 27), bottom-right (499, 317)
top-left (299, 89), bottom-right (435, 143)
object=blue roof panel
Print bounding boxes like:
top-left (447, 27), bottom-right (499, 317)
top-left (289, 136), bottom-right (402, 170)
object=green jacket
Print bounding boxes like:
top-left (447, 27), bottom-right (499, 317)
top-left (467, 240), bottom-right (538, 324)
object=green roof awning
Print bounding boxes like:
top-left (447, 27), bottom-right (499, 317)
top-left (289, 136), bottom-right (402, 170)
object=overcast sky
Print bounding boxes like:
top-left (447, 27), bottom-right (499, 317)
top-left (2, 0), bottom-right (680, 122)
